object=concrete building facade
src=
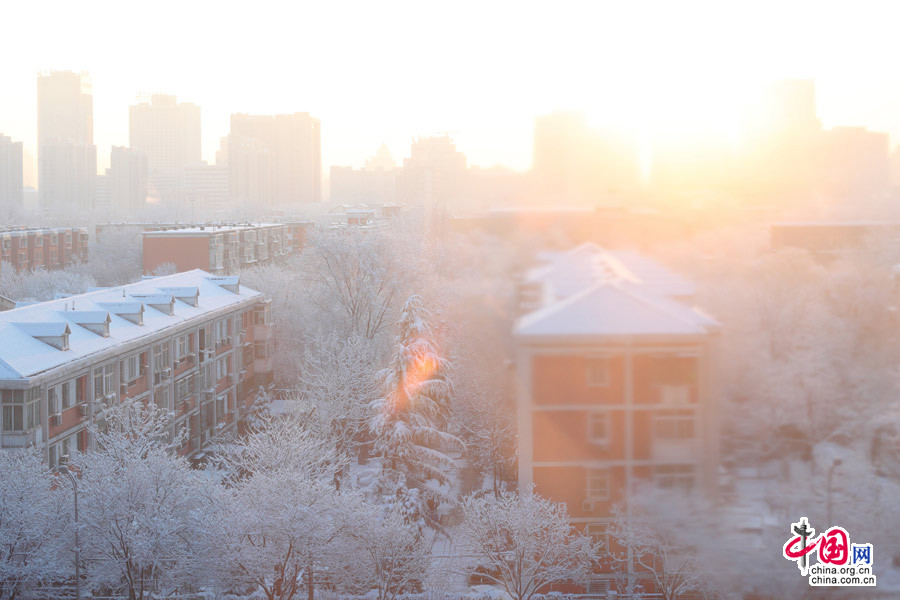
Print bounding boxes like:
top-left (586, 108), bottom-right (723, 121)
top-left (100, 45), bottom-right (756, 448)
top-left (229, 112), bottom-right (321, 206)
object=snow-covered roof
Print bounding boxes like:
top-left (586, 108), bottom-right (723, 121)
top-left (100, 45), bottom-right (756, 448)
top-left (516, 243), bottom-right (715, 341)
top-left (0, 270), bottom-right (263, 383)
top-left (142, 223), bottom-right (284, 236)
top-left (525, 242), bottom-right (695, 300)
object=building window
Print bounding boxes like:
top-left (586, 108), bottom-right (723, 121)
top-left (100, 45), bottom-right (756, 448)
top-left (175, 335), bottom-right (189, 361)
top-left (587, 412), bottom-right (609, 446)
top-left (35, 237), bottom-right (43, 246)
top-left (122, 354), bottom-right (141, 383)
top-left (94, 364), bottom-right (115, 399)
top-left (586, 523), bottom-right (610, 551)
top-left (176, 374), bottom-right (195, 406)
top-left (216, 393), bottom-right (227, 421)
top-left (586, 357), bottom-right (610, 387)
top-left (253, 307), bottom-right (268, 326)
top-left (215, 319), bottom-right (231, 344)
top-left (76, 375), bottom-right (87, 405)
top-left (216, 357), bottom-right (229, 381)
top-left (253, 342), bottom-right (267, 360)
top-left (654, 465), bottom-right (695, 492)
top-left (153, 343), bottom-right (171, 373)
top-left (155, 387), bottom-right (170, 411)
top-left (50, 234), bottom-right (58, 245)
top-left (653, 410), bottom-right (696, 439)
top-left (586, 468), bottom-right (610, 501)
top-left (1, 389), bottom-right (40, 432)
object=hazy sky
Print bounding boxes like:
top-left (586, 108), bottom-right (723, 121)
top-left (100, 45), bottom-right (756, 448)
top-left (3, 0), bottom-right (900, 183)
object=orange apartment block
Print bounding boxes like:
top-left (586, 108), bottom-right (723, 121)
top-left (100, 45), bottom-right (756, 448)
top-left (142, 223), bottom-right (297, 275)
top-left (0, 270), bottom-right (274, 467)
top-left (515, 243), bottom-right (719, 594)
top-left (0, 227), bottom-right (89, 272)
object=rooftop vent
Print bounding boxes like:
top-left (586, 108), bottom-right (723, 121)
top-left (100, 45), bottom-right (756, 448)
top-left (15, 322), bottom-right (71, 350)
top-left (97, 301), bottom-right (145, 326)
top-left (58, 310), bottom-right (112, 337)
top-left (128, 293), bottom-right (176, 316)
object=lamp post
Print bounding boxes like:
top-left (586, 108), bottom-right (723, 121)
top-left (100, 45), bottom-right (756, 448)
top-left (826, 458), bottom-right (842, 526)
top-left (57, 464), bottom-right (81, 600)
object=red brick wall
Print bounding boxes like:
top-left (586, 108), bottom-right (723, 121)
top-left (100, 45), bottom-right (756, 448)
top-left (143, 236), bottom-right (211, 274)
top-left (532, 355), bottom-right (625, 405)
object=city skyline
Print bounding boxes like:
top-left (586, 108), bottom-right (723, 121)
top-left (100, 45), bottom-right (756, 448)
top-left (5, 0), bottom-right (900, 185)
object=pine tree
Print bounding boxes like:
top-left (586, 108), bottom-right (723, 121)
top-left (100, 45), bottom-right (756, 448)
top-left (369, 295), bottom-right (462, 528)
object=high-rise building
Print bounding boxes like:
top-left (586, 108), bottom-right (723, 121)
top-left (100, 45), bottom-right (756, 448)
top-left (227, 133), bottom-right (273, 211)
top-left (0, 134), bottom-right (23, 212)
top-left (229, 112), bottom-right (321, 207)
top-left (330, 144), bottom-right (399, 206)
top-left (399, 135), bottom-right (466, 207)
top-left (129, 95), bottom-right (201, 203)
top-left (37, 71), bottom-right (97, 212)
top-left (109, 146), bottom-right (149, 216)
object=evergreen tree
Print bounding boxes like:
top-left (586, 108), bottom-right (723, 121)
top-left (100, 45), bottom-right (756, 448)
top-left (369, 295), bottom-right (462, 528)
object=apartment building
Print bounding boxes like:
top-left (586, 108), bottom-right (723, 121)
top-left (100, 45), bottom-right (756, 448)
top-left (0, 270), bottom-right (274, 466)
top-left (142, 223), bottom-right (292, 274)
top-left (0, 227), bottom-right (89, 273)
top-left (514, 243), bottom-right (719, 592)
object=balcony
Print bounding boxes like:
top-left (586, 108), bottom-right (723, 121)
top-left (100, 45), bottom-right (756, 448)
top-left (1, 427), bottom-right (43, 448)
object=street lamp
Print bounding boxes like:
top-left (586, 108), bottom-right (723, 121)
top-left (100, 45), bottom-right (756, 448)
top-left (826, 458), bottom-right (843, 526)
top-left (56, 463), bottom-right (81, 600)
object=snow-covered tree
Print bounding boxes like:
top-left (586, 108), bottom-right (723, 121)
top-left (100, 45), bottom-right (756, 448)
top-left (213, 412), bottom-right (342, 483)
top-left (73, 399), bottom-right (219, 600)
top-left (369, 295), bottom-right (463, 527)
top-left (294, 332), bottom-right (380, 476)
top-left (299, 229), bottom-right (410, 339)
top-left (0, 449), bottom-right (68, 600)
top-left (609, 505), bottom-right (717, 600)
top-left (343, 501), bottom-right (431, 600)
top-left (454, 384), bottom-right (515, 497)
top-left (224, 472), bottom-right (349, 600)
top-left (457, 490), bottom-right (598, 600)
top-left (87, 227), bottom-right (143, 287)
top-left (0, 261), bottom-right (96, 302)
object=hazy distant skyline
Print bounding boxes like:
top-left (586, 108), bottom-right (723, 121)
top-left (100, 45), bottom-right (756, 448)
top-left (4, 0), bottom-right (900, 186)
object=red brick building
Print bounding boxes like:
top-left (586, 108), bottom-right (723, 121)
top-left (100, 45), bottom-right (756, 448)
top-left (142, 223), bottom-right (294, 275)
top-left (515, 243), bottom-right (719, 593)
top-left (0, 227), bottom-right (89, 273)
top-left (0, 270), bottom-right (273, 466)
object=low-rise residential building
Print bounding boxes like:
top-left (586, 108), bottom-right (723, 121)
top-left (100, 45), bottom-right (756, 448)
top-left (0, 227), bottom-right (89, 272)
top-left (514, 243), bottom-right (719, 593)
top-left (0, 270), bottom-right (274, 466)
top-left (142, 223), bottom-right (293, 274)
